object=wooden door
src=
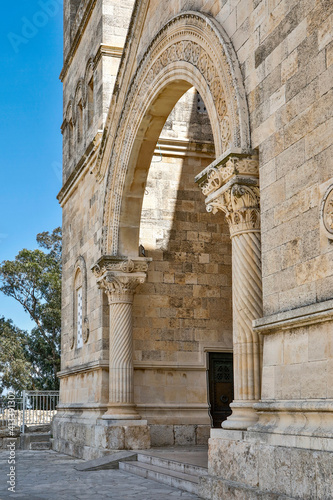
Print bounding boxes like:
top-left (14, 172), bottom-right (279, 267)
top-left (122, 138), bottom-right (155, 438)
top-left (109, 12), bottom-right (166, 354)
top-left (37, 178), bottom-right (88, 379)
top-left (208, 352), bottom-right (234, 428)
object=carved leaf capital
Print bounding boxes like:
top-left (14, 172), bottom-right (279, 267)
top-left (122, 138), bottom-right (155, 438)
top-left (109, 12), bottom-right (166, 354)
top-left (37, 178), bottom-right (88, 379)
top-left (207, 183), bottom-right (260, 237)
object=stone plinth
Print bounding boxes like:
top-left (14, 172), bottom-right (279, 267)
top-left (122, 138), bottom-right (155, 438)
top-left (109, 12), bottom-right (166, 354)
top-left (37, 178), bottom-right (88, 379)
top-left (199, 428), bottom-right (333, 500)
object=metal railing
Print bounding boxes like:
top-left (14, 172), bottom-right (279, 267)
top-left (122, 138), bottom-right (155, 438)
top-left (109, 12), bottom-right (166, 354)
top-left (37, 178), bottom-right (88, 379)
top-left (0, 391), bottom-right (59, 433)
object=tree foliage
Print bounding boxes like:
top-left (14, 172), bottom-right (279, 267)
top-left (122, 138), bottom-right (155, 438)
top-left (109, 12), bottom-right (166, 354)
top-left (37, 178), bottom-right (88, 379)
top-left (0, 228), bottom-right (62, 393)
top-left (0, 317), bottom-right (32, 395)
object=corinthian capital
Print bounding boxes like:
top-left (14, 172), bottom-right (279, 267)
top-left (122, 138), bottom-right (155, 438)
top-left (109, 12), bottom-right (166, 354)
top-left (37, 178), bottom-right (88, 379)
top-left (196, 151), bottom-right (260, 237)
top-left (92, 256), bottom-right (150, 304)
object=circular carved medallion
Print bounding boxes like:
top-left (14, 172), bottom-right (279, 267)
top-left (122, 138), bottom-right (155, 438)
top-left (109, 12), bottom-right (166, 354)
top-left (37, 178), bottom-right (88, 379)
top-left (321, 185), bottom-right (333, 239)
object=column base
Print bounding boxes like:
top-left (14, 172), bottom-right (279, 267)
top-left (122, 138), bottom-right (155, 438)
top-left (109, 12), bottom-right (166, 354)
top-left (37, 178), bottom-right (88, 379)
top-left (222, 401), bottom-right (258, 430)
top-left (102, 403), bottom-right (142, 420)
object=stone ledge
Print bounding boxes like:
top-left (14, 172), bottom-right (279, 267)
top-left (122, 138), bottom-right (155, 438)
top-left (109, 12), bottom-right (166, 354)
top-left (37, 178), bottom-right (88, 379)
top-left (253, 298), bottom-right (333, 334)
top-left (57, 360), bottom-right (109, 378)
top-left (254, 400), bottom-right (333, 413)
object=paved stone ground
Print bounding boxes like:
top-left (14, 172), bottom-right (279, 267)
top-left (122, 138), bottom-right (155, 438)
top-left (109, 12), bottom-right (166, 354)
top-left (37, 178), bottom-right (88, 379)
top-left (0, 450), bottom-right (199, 500)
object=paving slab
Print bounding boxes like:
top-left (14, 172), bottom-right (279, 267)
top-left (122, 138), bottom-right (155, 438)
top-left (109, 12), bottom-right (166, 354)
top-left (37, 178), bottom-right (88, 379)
top-left (0, 450), bottom-right (199, 499)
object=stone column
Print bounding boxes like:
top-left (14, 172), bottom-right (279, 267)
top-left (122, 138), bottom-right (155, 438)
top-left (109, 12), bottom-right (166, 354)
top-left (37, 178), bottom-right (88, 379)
top-left (92, 256), bottom-right (149, 420)
top-left (196, 153), bottom-right (262, 429)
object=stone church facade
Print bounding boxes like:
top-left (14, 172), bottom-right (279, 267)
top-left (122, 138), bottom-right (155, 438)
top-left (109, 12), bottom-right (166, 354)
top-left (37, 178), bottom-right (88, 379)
top-left (53, 0), bottom-right (333, 497)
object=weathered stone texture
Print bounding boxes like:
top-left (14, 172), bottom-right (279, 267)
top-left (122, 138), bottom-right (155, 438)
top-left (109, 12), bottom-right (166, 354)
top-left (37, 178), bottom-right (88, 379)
top-left (56, 0), bottom-right (333, 495)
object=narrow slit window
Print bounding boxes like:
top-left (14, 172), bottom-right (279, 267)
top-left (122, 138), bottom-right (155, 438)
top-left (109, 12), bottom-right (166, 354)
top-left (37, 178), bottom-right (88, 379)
top-left (77, 100), bottom-right (83, 143)
top-left (68, 120), bottom-right (74, 159)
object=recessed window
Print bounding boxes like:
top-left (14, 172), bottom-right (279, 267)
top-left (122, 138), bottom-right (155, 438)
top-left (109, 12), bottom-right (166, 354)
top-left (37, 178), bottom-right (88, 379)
top-left (77, 286), bottom-right (83, 349)
top-left (88, 78), bottom-right (94, 128)
top-left (68, 120), bottom-right (74, 159)
top-left (77, 100), bottom-right (83, 143)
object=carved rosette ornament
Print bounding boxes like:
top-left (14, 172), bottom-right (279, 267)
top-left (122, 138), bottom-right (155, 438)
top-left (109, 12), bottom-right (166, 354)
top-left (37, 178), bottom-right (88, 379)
top-left (320, 184), bottom-right (333, 240)
top-left (92, 256), bottom-right (149, 419)
top-left (196, 151), bottom-right (263, 430)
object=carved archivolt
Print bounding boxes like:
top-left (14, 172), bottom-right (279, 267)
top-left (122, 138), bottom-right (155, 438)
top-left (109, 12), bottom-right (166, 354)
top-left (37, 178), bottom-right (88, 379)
top-left (100, 11), bottom-right (250, 255)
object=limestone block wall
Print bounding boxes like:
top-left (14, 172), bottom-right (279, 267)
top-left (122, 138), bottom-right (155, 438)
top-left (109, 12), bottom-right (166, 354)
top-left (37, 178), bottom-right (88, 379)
top-left (59, 162), bottom-right (109, 406)
top-left (145, 0), bottom-right (333, 406)
top-left (262, 321), bottom-right (333, 402)
top-left (62, 0), bottom-right (135, 182)
top-left (135, 0), bottom-right (333, 313)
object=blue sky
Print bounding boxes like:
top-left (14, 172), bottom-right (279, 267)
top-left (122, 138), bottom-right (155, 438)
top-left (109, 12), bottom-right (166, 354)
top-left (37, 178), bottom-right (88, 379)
top-left (0, 1), bottom-right (63, 330)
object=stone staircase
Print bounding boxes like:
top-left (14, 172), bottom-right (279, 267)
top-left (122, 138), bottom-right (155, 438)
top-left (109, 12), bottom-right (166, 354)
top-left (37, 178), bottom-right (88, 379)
top-left (119, 451), bottom-right (208, 495)
top-left (20, 425), bottom-right (52, 450)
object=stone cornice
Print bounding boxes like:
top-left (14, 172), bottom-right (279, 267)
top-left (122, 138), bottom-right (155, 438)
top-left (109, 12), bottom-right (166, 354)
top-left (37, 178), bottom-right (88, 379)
top-left (253, 299), bottom-right (333, 334)
top-left (133, 362), bottom-right (207, 371)
top-left (254, 400), bottom-right (333, 413)
top-left (195, 148), bottom-right (257, 185)
top-left (57, 131), bottom-right (102, 206)
top-left (57, 360), bottom-right (109, 378)
top-left (92, 255), bottom-right (150, 277)
top-left (93, 44), bottom-right (123, 67)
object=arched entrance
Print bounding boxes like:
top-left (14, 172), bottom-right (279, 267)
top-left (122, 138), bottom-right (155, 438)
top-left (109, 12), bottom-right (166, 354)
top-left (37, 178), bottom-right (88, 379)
top-left (92, 11), bottom-right (261, 440)
top-left (101, 11), bottom-right (251, 257)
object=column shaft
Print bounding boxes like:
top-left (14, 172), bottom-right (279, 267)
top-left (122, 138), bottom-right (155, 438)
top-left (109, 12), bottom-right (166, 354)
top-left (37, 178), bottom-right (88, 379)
top-left (232, 231), bottom-right (262, 401)
top-left (92, 257), bottom-right (149, 420)
top-left (109, 300), bottom-right (134, 406)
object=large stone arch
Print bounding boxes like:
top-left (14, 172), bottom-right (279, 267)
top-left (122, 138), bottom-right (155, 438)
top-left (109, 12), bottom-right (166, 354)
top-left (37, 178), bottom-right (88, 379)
top-left (102, 11), bottom-right (250, 256)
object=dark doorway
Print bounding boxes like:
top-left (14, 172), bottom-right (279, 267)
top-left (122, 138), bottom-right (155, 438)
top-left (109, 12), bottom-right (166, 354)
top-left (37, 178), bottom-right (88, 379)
top-left (208, 352), bottom-right (234, 428)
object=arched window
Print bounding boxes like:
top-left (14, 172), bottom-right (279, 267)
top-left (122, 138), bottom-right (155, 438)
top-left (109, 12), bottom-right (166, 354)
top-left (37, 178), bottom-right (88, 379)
top-left (71, 257), bottom-right (89, 350)
top-left (74, 268), bottom-right (83, 348)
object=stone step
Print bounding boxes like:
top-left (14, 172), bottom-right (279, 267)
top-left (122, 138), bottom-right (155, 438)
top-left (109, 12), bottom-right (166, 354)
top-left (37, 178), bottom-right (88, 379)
top-left (137, 452), bottom-right (208, 477)
top-left (30, 441), bottom-right (51, 450)
top-left (119, 460), bottom-right (199, 495)
top-left (27, 433), bottom-right (51, 443)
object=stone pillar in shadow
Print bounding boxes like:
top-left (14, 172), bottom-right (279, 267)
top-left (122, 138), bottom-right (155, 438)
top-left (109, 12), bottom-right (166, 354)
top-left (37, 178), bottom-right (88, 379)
top-left (196, 152), bottom-right (263, 430)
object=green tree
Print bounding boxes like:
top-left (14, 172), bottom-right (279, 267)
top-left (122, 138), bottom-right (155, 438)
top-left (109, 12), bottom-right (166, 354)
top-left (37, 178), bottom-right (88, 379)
top-left (0, 228), bottom-right (61, 391)
top-left (0, 317), bottom-right (33, 395)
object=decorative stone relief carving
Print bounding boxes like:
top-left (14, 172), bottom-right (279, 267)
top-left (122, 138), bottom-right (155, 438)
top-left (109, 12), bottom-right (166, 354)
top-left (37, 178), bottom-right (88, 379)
top-left (199, 156), bottom-right (260, 237)
top-left (92, 257), bottom-right (149, 279)
top-left (320, 184), bottom-right (333, 240)
top-left (97, 11), bottom-right (250, 255)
